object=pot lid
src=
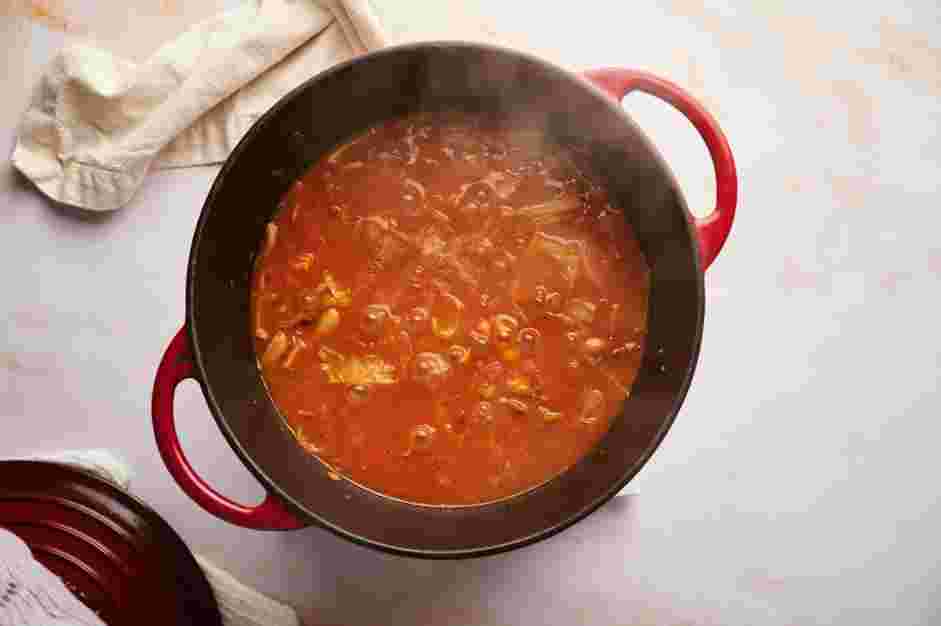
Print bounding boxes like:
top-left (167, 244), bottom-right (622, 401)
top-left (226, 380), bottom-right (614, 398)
top-left (0, 461), bottom-right (222, 625)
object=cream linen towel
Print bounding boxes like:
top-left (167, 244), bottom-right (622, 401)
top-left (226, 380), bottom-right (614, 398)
top-left (11, 0), bottom-right (385, 212)
top-left (1, 450), bottom-right (300, 626)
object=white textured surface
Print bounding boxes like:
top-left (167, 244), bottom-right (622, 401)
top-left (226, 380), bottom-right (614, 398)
top-left (2, 1), bottom-right (941, 624)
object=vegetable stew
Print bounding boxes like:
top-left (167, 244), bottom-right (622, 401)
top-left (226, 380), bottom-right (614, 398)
top-left (251, 113), bottom-right (649, 505)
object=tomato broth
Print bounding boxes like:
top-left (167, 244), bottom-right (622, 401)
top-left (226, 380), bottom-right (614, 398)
top-left (252, 112), bottom-right (649, 505)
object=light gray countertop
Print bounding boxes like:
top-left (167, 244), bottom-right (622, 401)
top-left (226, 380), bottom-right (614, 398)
top-left (2, 1), bottom-right (940, 624)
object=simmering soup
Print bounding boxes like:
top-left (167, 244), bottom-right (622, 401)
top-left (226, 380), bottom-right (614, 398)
top-left (251, 113), bottom-right (649, 505)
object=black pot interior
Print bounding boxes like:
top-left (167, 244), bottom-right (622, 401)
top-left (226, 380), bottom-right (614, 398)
top-left (188, 43), bottom-right (703, 556)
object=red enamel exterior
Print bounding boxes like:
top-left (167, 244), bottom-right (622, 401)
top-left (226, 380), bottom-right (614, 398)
top-left (0, 461), bottom-right (222, 624)
top-left (151, 327), bottom-right (305, 530)
top-left (581, 68), bottom-right (737, 269)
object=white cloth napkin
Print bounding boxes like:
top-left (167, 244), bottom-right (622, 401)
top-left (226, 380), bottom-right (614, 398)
top-left (0, 529), bottom-right (104, 626)
top-left (0, 450), bottom-right (300, 626)
top-left (11, 0), bottom-right (385, 212)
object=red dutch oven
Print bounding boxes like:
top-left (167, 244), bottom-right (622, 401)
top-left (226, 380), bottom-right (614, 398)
top-left (152, 42), bottom-right (736, 558)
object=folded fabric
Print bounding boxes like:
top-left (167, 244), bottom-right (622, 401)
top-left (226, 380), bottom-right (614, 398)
top-left (0, 450), bottom-right (300, 626)
top-left (12, 0), bottom-right (385, 212)
top-left (194, 554), bottom-right (299, 626)
top-left (0, 529), bottom-right (105, 626)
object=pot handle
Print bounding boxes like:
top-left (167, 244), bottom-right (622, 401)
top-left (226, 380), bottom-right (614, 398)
top-left (152, 327), bottom-right (305, 530)
top-left (581, 68), bottom-right (737, 270)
